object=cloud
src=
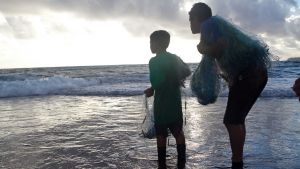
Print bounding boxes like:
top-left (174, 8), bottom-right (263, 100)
top-left (286, 16), bottom-right (300, 39)
top-left (49, 0), bottom-right (190, 37)
top-left (0, 0), bottom-right (300, 59)
top-left (200, 0), bottom-right (300, 58)
top-left (0, 0), bottom-right (190, 36)
top-left (5, 16), bottom-right (36, 39)
top-left (1, 0), bottom-right (299, 38)
top-left (203, 0), bottom-right (298, 36)
top-left (0, 0), bottom-right (47, 14)
top-left (0, 0), bottom-right (185, 20)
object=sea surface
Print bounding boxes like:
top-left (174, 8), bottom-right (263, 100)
top-left (0, 61), bottom-right (299, 169)
top-left (0, 61), bottom-right (299, 98)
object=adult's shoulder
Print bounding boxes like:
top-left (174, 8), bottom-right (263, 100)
top-left (201, 16), bottom-right (220, 31)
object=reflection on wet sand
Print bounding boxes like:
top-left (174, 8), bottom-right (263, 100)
top-left (0, 96), bottom-right (299, 168)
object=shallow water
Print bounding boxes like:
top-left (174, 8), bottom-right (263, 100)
top-left (0, 96), bottom-right (299, 169)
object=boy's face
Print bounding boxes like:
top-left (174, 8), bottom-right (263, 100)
top-left (189, 15), bottom-right (201, 34)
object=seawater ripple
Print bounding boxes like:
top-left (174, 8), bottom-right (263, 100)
top-left (0, 61), bottom-right (299, 98)
top-left (0, 96), bottom-right (300, 169)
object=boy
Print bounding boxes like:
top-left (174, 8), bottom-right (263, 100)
top-left (144, 30), bottom-right (191, 169)
top-left (189, 3), bottom-right (272, 169)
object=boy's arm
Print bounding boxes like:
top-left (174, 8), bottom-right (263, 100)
top-left (175, 57), bottom-right (191, 79)
top-left (144, 59), bottom-right (156, 97)
top-left (149, 63), bottom-right (164, 89)
top-left (180, 61), bottom-right (191, 79)
top-left (148, 58), bottom-right (165, 91)
top-left (176, 57), bottom-right (191, 87)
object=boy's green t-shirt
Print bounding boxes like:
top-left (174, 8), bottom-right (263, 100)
top-left (149, 52), bottom-right (190, 125)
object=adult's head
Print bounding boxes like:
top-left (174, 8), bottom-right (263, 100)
top-left (189, 2), bottom-right (212, 34)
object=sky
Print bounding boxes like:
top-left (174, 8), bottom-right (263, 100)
top-left (0, 0), bottom-right (300, 69)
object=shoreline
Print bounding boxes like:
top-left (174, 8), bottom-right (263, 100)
top-left (0, 96), bottom-right (299, 169)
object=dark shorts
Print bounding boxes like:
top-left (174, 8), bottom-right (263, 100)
top-left (223, 68), bottom-right (268, 124)
top-left (155, 120), bottom-right (183, 138)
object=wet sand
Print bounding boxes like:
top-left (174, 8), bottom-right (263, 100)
top-left (0, 96), bottom-right (299, 169)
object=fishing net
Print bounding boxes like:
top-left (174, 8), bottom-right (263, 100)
top-left (191, 15), bottom-right (277, 105)
top-left (190, 55), bottom-right (221, 105)
top-left (212, 16), bottom-right (277, 81)
top-left (141, 95), bottom-right (156, 139)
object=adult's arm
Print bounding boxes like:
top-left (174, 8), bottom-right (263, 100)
top-left (197, 37), bottom-right (227, 59)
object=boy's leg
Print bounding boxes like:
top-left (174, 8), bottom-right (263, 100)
top-left (169, 121), bottom-right (185, 144)
top-left (155, 124), bottom-right (168, 169)
top-left (176, 140), bottom-right (186, 169)
top-left (169, 121), bottom-right (186, 169)
top-left (157, 136), bottom-right (167, 169)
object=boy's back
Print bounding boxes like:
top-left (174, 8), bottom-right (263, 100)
top-left (149, 51), bottom-right (190, 125)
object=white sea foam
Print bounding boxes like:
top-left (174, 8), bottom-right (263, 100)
top-left (0, 76), bottom-right (297, 98)
top-left (0, 75), bottom-right (99, 98)
top-left (0, 62), bottom-right (298, 98)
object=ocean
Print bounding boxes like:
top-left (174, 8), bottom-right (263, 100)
top-left (0, 61), bottom-right (299, 169)
top-left (0, 61), bottom-right (299, 98)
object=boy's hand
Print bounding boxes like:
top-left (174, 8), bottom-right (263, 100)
top-left (180, 80), bottom-right (186, 88)
top-left (144, 87), bottom-right (154, 97)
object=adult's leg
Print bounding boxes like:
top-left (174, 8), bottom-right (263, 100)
top-left (225, 124), bottom-right (245, 162)
top-left (224, 68), bottom-right (267, 168)
top-left (224, 92), bottom-right (249, 164)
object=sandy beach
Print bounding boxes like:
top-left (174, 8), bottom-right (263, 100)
top-left (0, 95), bottom-right (299, 169)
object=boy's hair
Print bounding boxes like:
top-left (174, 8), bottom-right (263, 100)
top-left (189, 2), bottom-right (212, 21)
top-left (150, 30), bottom-right (170, 49)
